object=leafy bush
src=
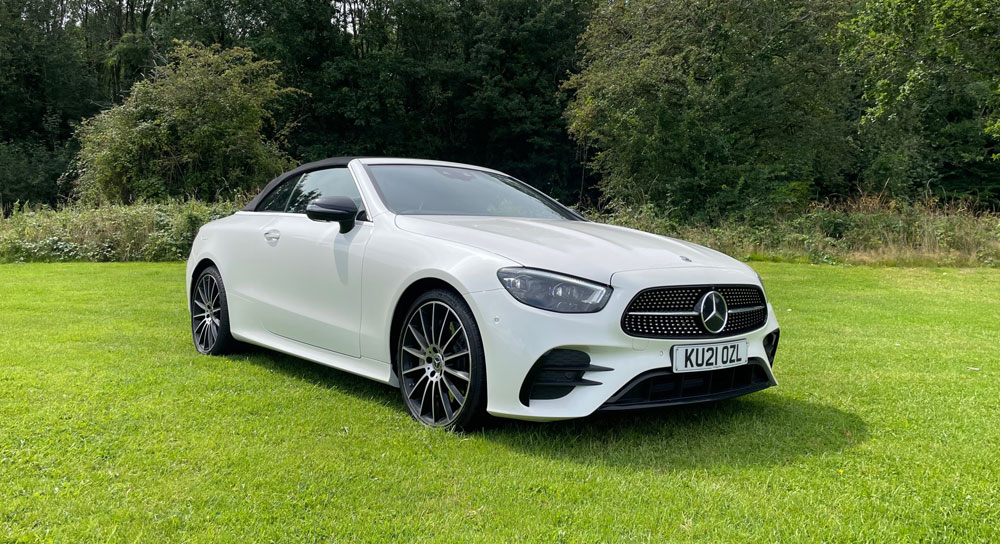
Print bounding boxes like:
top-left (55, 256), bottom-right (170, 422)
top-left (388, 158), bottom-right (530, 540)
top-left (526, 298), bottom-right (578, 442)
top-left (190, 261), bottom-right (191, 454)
top-left (0, 200), bottom-right (241, 263)
top-left (565, 0), bottom-right (857, 220)
top-left (72, 41), bottom-right (299, 204)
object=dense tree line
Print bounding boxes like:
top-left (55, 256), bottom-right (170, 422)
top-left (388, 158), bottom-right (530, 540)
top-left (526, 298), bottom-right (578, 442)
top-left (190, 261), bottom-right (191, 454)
top-left (0, 0), bottom-right (593, 208)
top-left (1, 0), bottom-right (998, 218)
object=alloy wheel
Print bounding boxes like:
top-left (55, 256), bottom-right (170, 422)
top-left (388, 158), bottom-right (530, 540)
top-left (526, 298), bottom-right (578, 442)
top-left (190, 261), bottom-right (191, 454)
top-left (192, 273), bottom-right (222, 353)
top-left (399, 300), bottom-right (473, 427)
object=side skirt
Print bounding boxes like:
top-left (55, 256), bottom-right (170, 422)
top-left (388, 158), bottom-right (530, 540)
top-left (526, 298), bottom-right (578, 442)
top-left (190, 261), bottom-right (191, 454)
top-left (232, 329), bottom-right (396, 386)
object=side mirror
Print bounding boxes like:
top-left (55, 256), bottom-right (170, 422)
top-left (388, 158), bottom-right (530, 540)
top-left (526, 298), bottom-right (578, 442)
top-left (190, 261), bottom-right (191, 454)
top-left (306, 196), bottom-right (360, 233)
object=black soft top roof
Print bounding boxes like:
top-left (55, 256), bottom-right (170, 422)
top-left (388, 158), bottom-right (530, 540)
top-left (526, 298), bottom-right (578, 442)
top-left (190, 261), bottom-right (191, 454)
top-left (241, 156), bottom-right (361, 212)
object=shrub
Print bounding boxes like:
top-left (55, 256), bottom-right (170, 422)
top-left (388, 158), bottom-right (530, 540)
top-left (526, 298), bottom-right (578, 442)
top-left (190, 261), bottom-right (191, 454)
top-left (565, 0), bottom-right (857, 220)
top-left (3, 197), bottom-right (998, 266)
top-left (72, 42), bottom-right (299, 204)
top-left (0, 200), bottom-right (242, 263)
top-left (594, 197), bottom-right (1000, 267)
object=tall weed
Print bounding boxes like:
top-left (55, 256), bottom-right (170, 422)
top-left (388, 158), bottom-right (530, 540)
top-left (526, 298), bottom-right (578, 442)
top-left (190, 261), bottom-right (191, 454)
top-left (0, 200), bottom-right (241, 263)
top-left (594, 197), bottom-right (1000, 267)
top-left (3, 197), bottom-right (998, 266)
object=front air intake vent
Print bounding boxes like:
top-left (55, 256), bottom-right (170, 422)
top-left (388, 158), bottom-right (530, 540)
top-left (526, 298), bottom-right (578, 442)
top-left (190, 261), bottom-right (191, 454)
top-left (518, 349), bottom-right (611, 406)
top-left (600, 358), bottom-right (773, 410)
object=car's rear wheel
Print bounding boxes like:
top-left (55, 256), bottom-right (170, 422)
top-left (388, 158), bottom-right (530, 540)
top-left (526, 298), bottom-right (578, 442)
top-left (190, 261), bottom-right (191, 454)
top-left (191, 266), bottom-right (235, 355)
top-left (397, 289), bottom-right (487, 430)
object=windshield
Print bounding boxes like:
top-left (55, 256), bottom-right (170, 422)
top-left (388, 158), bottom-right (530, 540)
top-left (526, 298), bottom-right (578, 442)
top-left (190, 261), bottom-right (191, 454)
top-left (366, 164), bottom-right (579, 219)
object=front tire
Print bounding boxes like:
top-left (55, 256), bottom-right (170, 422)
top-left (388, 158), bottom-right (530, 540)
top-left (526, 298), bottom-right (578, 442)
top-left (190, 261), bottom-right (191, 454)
top-left (191, 266), bottom-right (235, 355)
top-left (397, 289), bottom-right (487, 430)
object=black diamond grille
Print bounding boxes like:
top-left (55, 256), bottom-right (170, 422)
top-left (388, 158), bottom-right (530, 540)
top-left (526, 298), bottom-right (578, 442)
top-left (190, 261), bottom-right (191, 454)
top-left (622, 284), bottom-right (767, 339)
top-left (716, 286), bottom-right (765, 307)
top-left (723, 306), bottom-right (767, 334)
top-left (625, 287), bottom-right (702, 312)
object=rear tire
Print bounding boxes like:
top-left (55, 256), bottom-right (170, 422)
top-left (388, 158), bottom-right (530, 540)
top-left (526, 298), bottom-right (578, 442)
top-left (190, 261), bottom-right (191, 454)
top-left (396, 289), bottom-right (487, 431)
top-left (191, 266), bottom-right (235, 355)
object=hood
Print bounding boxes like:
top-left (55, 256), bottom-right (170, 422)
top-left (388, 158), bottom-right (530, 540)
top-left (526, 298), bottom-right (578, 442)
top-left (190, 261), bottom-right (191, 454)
top-left (394, 216), bottom-right (749, 283)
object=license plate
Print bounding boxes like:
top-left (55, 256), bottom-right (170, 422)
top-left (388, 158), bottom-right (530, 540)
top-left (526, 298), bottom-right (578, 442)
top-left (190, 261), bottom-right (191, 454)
top-left (672, 339), bottom-right (748, 373)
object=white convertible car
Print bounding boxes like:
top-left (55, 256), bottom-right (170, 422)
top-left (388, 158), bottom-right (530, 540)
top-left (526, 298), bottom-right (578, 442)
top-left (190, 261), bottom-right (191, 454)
top-left (187, 157), bottom-right (780, 429)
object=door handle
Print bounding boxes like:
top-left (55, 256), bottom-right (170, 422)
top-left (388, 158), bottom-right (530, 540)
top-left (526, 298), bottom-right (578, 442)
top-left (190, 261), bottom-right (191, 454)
top-left (263, 229), bottom-right (281, 242)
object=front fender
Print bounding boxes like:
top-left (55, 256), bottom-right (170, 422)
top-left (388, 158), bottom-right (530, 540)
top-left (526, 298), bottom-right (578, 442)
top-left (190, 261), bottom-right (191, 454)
top-left (358, 223), bottom-right (519, 365)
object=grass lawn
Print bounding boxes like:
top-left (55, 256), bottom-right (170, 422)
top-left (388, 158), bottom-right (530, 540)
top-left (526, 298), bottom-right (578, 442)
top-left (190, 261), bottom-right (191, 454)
top-left (1, 262), bottom-right (998, 542)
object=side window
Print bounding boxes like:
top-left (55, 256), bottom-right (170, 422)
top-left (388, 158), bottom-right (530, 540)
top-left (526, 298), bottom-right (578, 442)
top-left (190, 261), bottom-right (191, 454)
top-left (256, 174), bottom-right (301, 212)
top-left (285, 167), bottom-right (364, 214)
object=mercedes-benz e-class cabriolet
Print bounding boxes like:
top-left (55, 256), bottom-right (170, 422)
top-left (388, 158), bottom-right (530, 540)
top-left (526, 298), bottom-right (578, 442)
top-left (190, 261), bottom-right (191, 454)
top-left (187, 157), bottom-right (780, 429)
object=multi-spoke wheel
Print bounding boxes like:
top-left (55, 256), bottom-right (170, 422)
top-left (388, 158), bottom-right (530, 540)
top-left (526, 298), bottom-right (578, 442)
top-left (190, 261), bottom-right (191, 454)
top-left (191, 266), bottom-right (234, 355)
top-left (397, 289), bottom-right (486, 430)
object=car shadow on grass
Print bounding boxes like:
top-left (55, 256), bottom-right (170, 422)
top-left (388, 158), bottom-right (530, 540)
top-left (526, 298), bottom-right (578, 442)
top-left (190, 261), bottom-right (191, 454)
top-left (230, 346), bottom-right (867, 469)
top-left (230, 344), bottom-right (401, 406)
top-left (481, 391), bottom-right (869, 470)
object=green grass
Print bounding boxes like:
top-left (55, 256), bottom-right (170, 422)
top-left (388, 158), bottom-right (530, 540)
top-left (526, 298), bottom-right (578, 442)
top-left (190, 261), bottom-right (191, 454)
top-left (1, 263), bottom-right (998, 542)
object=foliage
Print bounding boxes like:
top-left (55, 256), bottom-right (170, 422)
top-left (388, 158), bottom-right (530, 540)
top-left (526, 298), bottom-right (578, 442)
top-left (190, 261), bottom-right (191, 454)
top-left (0, 139), bottom-right (75, 214)
top-left (0, 0), bottom-right (98, 211)
top-left (2, 262), bottom-right (1000, 540)
top-left (72, 42), bottom-right (298, 203)
top-left (594, 196), bottom-right (1000, 267)
top-left (565, 0), bottom-right (858, 220)
top-left (4, 195), bottom-right (997, 267)
top-left (4, 0), bottom-right (1000, 216)
top-left (0, 0), bottom-right (98, 144)
top-left (841, 0), bottom-right (1000, 201)
top-left (0, 0), bottom-right (592, 206)
top-left (243, 0), bottom-right (594, 201)
top-left (0, 200), bottom-right (242, 262)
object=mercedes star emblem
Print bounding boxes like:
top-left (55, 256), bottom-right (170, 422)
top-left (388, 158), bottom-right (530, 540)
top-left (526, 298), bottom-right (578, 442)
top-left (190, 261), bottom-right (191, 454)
top-left (697, 290), bottom-right (728, 333)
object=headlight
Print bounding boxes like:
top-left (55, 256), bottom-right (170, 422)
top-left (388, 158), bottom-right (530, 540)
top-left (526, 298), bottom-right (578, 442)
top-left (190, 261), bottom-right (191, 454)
top-left (496, 268), bottom-right (612, 313)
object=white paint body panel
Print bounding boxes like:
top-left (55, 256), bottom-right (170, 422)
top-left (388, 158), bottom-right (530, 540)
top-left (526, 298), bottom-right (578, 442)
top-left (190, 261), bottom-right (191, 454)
top-left (186, 158), bottom-right (779, 421)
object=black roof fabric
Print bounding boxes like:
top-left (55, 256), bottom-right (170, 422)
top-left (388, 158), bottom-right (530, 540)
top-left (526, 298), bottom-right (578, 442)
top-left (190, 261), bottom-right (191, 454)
top-left (241, 156), bottom-right (361, 212)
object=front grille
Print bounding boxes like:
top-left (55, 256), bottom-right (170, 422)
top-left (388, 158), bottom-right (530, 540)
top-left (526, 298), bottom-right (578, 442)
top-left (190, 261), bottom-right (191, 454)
top-left (622, 284), bottom-right (767, 339)
top-left (600, 358), bottom-right (773, 411)
top-left (626, 287), bottom-right (703, 312)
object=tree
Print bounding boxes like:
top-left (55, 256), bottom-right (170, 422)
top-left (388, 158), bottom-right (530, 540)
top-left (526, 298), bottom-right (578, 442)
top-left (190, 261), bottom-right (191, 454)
top-left (842, 0), bottom-right (1000, 202)
top-left (452, 0), bottom-right (594, 201)
top-left (2, 0), bottom-right (594, 208)
top-left (73, 42), bottom-right (299, 203)
top-left (255, 0), bottom-right (593, 201)
top-left (0, 0), bottom-right (98, 211)
top-left (565, 0), bottom-right (858, 220)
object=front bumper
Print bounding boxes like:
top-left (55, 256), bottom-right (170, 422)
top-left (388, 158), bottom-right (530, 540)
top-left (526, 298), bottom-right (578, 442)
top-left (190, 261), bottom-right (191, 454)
top-left (466, 266), bottom-right (780, 421)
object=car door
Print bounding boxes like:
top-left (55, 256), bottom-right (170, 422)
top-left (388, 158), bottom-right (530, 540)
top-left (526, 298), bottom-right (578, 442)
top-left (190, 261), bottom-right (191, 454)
top-left (216, 173), bottom-right (303, 337)
top-left (258, 167), bottom-right (372, 357)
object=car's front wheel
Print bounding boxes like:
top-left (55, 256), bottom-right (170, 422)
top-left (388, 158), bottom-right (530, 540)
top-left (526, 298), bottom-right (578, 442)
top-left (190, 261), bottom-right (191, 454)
top-left (191, 266), bottom-right (235, 355)
top-left (397, 289), bottom-right (487, 430)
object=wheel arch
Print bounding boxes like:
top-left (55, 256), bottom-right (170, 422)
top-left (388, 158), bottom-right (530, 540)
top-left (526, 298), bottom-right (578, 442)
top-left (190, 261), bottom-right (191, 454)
top-left (388, 277), bottom-right (467, 383)
top-left (190, 258), bottom-right (218, 296)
